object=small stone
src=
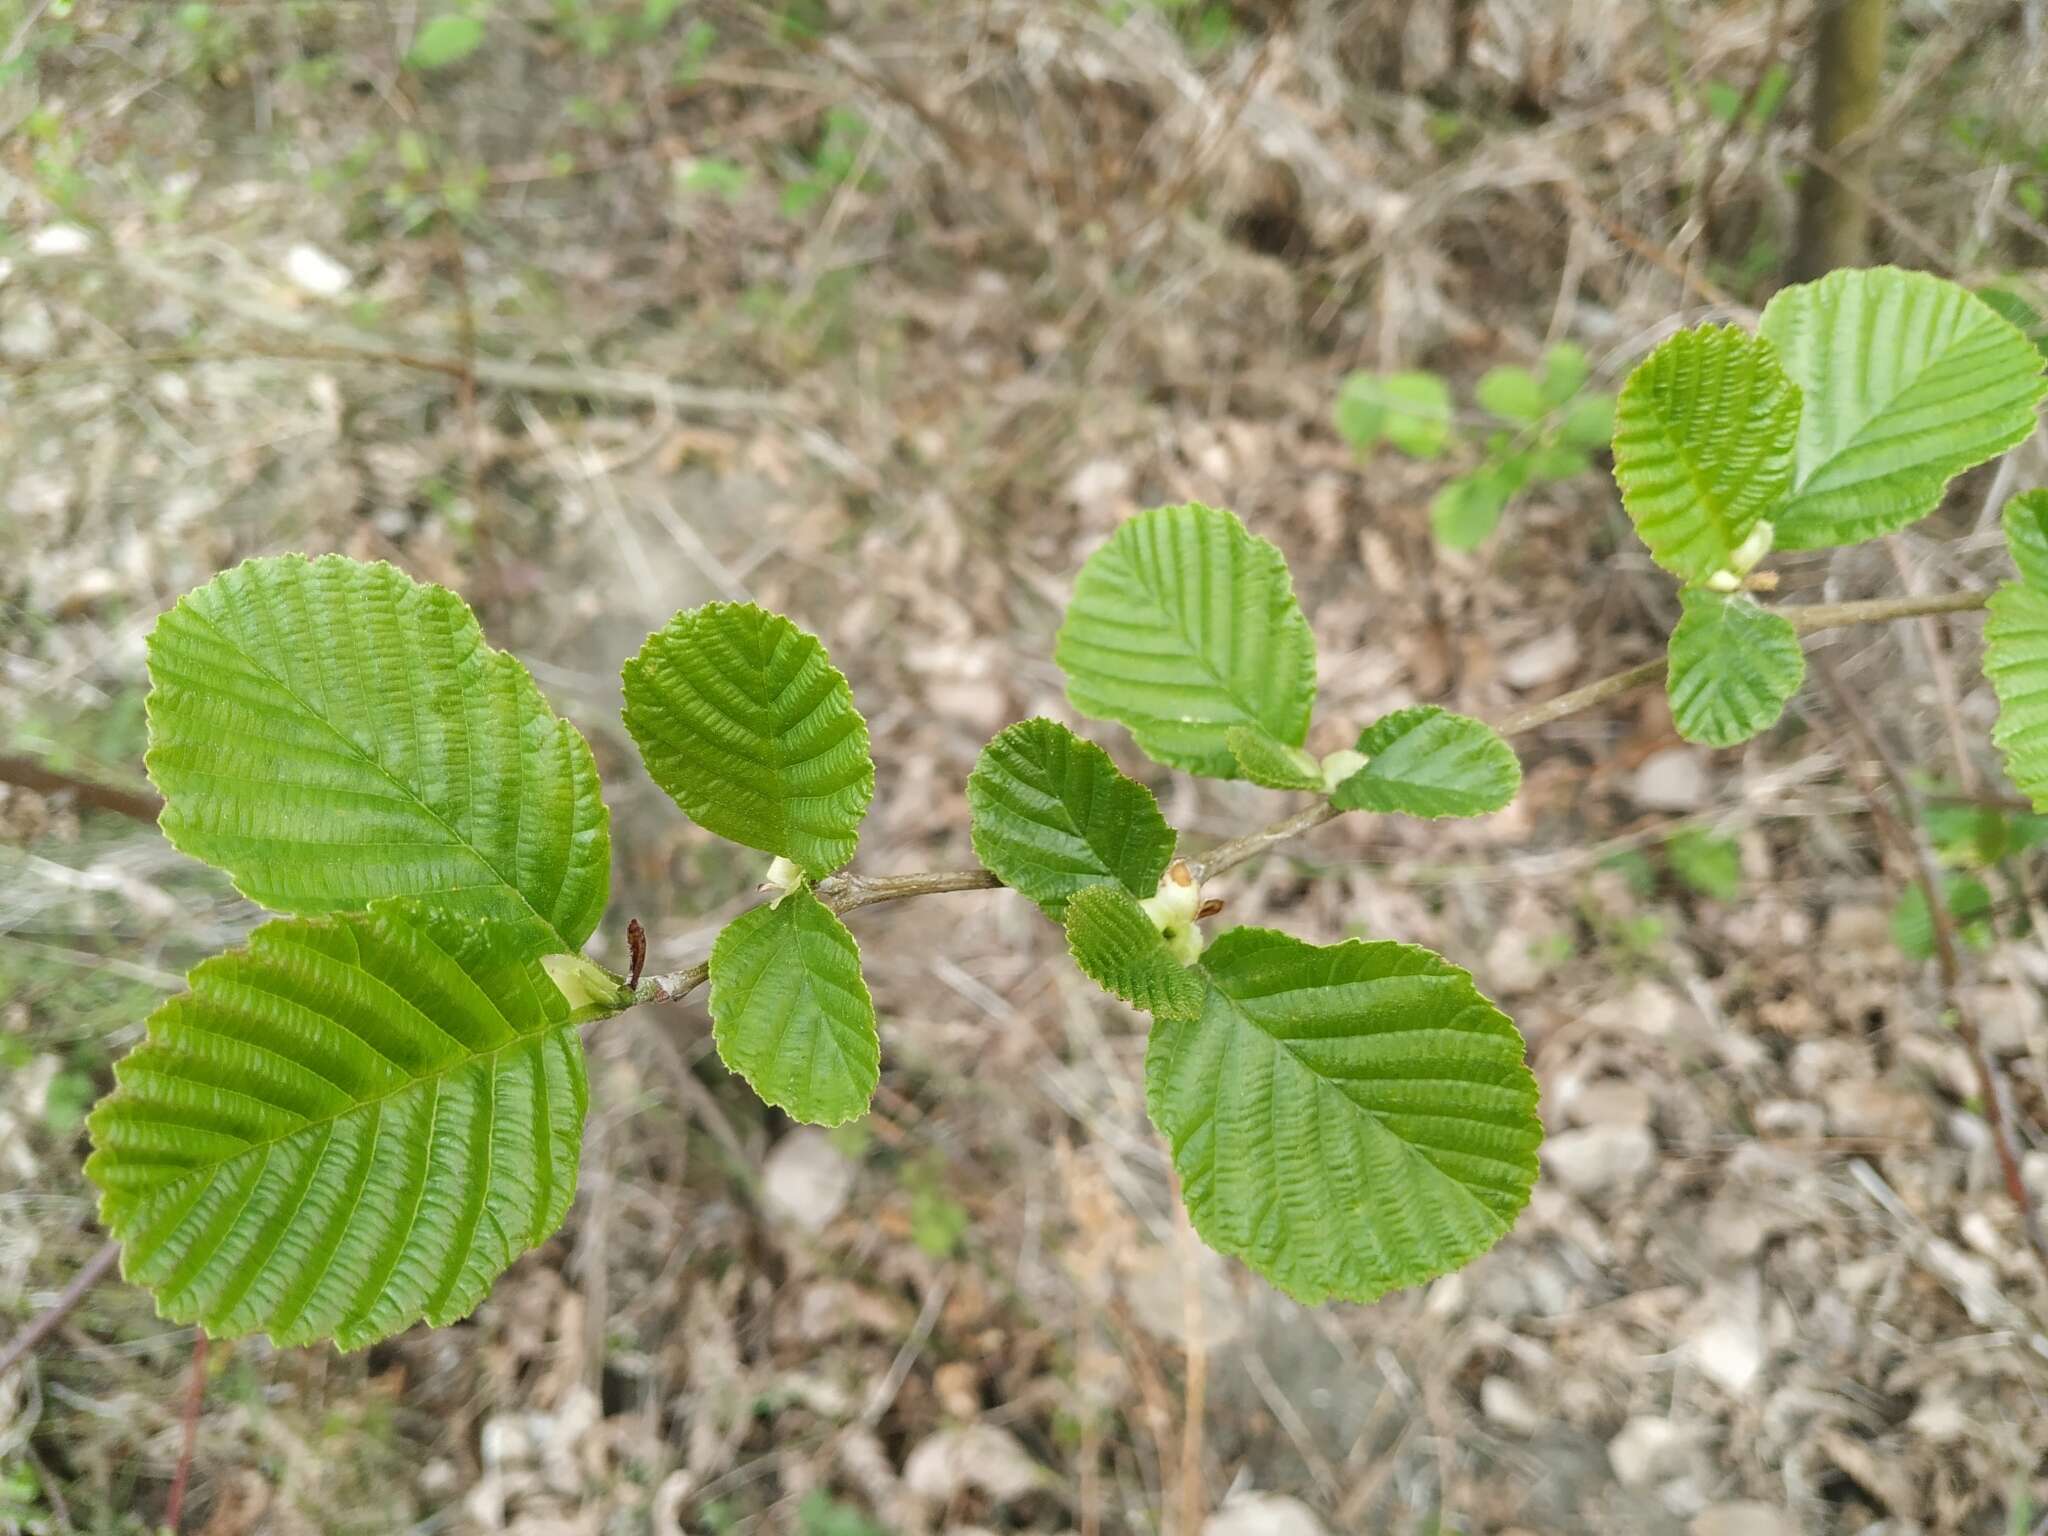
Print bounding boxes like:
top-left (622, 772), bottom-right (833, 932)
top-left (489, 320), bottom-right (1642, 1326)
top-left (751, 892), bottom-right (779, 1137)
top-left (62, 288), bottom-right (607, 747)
top-left (1203, 1492), bottom-right (1328, 1536)
top-left (1566, 1081), bottom-right (1653, 1128)
top-left (1822, 1079), bottom-right (1933, 1141)
top-left (1067, 459), bottom-right (1132, 519)
top-left (1753, 1099), bottom-right (1825, 1140)
top-left (1691, 1503), bottom-right (1796, 1536)
top-left (1691, 1315), bottom-right (1763, 1394)
top-left (933, 1361), bottom-right (980, 1421)
top-left (1, 300), bottom-right (56, 361)
top-left (1501, 626), bottom-right (1581, 689)
top-left (1607, 1417), bottom-right (1695, 1487)
top-left (1586, 978), bottom-right (1695, 1038)
top-left (903, 1425), bottom-right (1043, 1506)
top-left (1479, 1376), bottom-right (1542, 1434)
top-left (1632, 747), bottom-right (1708, 811)
top-left (1962, 982), bottom-right (2042, 1054)
top-left (284, 242), bottom-right (353, 297)
top-left (1541, 1123), bottom-right (1655, 1196)
top-left (761, 1128), bottom-right (856, 1233)
top-left (29, 224), bottom-right (90, 256)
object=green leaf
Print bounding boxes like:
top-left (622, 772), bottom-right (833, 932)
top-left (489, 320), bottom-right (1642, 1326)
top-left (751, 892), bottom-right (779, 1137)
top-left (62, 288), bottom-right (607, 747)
top-left (1147, 928), bottom-right (1540, 1305)
top-left (146, 555), bottom-right (611, 951)
top-left (1611, 325), bottom-right (1802, 582)
top-left (1527, 442), bottom-right (1591, 482)
top-left (1062, 884), bottom-right (1205, 1020)
top-left (1557, 391), bottom-right (1615, 451)
top-left (1056, 504), bottom-right (1317, 779)
top-left (708, 888), bottom-right (877, 1126)
top-left (1540, 343), bottom-right (1591, 407)
top-left (1328, 706), bottom-right (1521, 819)
top-left (1430, 471), bottom-right (1512, 550)
top-left (1665, 829), bottom-right (1743, 901)
top-left (1332, 371), bottom-right (1454, 459)
top-left (406, 14), bottom-right (484, 70)
top-left (1759, 267), bottom-right (2048, 548)
top-left (1985, 582), bottom-right (2048, 810)
top-left (1976, 286), bottom-right (2048, 363)
top-left (1664, 588), bottom-right (1804, 748)
top-left (1891, 875), bottom-right (1994, 961)
top-left (1225, 726), bottom-right (1324, 790)
top-left (86, 904), bottom-right (587, 1350)
top-left (966, 718), bottom-right (1175, 920)
top-left (623, 603), bottom-right (873, 880)
top-left (2004, 489), bottom-right (2048, 591)
top-left (1476, 365), bottom-right (1545, 422)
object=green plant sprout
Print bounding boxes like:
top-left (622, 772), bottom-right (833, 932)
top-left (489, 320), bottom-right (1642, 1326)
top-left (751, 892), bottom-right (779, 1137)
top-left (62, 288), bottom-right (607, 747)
top-left (1333, 343), bottom-right (1616, 549)
top-left (74, 264), bottom-right (2048, 1352)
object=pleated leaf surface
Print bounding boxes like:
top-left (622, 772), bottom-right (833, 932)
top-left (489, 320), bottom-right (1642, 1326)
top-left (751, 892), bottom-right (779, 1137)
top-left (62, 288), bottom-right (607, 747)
top-left (1610, 325), bottom-right (1801, 582)
top-left (1665, 588), bottom-right (1805, 747)
top-left (1146, 928), bottom-right (1540, 1304)
top-left (622, 603), bottom-right (873, 879)
top-left (966, 718), bottom-right (1176, 920)
top-left (146, 555), bottom-right (612, 950)
top-left (1760, 267), bottom-right (2047, 547)
top-left (86, 903), bottom-right (587, 1350)
top-left (707, 888), bottom-right (878, 1125)
top-left (1062, 883), bottom-right (1206, 1020)
top-left (1055, 504), bottom-right (1317, 779)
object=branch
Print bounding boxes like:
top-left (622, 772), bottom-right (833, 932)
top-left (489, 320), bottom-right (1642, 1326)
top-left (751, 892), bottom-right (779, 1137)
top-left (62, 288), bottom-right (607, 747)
top-left (1815, 652), bottom-right (2048, 1285)
top-left (0, 1240), bottom-right (121, 1383)
top-left (629, 586), bottom-right (1996, 1005)
top-left (0, 755), bottom-right (162, 823)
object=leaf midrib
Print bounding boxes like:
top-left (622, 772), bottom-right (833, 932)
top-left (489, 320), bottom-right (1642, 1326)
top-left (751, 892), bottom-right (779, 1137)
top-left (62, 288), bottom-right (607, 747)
top-left (114, 1014), bottom-right (574, 1225)
top-left (1779, 297), bottom-right (2011, 496)
top-left (1208, 982), bottom-right (1521, 1230)
top-left (1100, 534), bottom-right (1297, 729)
top-left (176, 600), bottom-right (571, 950)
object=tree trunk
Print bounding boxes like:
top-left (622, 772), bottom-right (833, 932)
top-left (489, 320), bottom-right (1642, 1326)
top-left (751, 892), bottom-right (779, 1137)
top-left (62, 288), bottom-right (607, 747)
top-left (1791, 0), bottom-right (1887, 281)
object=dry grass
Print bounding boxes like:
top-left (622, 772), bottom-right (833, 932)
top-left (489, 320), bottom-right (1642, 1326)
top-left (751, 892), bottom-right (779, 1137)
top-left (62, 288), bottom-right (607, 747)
top-left (6, 1), bottom-right (2048, 1532)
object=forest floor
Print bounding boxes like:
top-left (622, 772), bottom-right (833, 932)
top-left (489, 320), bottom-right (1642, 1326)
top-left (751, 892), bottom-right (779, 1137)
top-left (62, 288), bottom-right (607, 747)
top-left (6, 2), bottom-right (2048, 1533)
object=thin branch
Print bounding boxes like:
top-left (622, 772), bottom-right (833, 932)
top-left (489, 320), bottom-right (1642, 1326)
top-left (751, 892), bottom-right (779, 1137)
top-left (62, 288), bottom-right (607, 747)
top-left (164, 1330), bottom-right (209, 1532)
top-left (0, 755), bottom-right (162, 823)
top-left (630, 587), bottom-right (1997, 1005)
top-left (1815, 652), bottom-right (2048, 1284)
top-left (0, 1240), bottom-right (120, 1382)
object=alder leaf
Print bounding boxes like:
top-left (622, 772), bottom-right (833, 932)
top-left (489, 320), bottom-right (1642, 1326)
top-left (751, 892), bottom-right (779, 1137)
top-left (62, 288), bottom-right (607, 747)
top-left (1328, 706), bottom-right (1521, 819)
top-left (146, 555), bottom-right (611, 951)
top-left (406, 13), bottom-right (484, 69)
top-left (708, 888), bottom-right (878, 1126)
top-left (1062, 883), bottom-right (1206, 1020)
top-left (1610, 324), bottom-right (1802, 583)
top-left (1333, 371), bottom-right (1455, 458)
top-left (1055, 503), bottom-right (1317, 778)
top-left (1147, 928), bottom-right (1540, 1305)
top-left (2003, 488), bottom-right (2048, 592)
top-left (623, 602), bottom-right (873, 880)
top-left (86, 903), bottom-right (587, 1350)
top-left (1665, 588), bottom-right (1805, 748)
top-left (1225, 726), bottom-right (1325, 791)
top-left (1985, 582), bottom-right (2048, 810)
top-left (966, 718), bottom-right (1176, 920)
top-left (1760, 267), bottom-right (2047, 548)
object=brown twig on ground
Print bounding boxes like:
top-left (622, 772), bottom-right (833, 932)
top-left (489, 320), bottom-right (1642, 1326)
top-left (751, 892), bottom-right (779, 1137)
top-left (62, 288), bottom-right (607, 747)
top-left (0, 754), bottom-right (162, 823)
top-left (1171, 1172), bottom-right (1208, 1536)
top-left (0, 1240), bottom-right (121, 1383)
top-left (1682, 0), bottom-right (1791, 258)
top-left (164, 1330), bottom-right (209, 1532)
top-left (630, 588), bottom-right (2001, 1006)
top-left (1814, 652), bottom-right (2048, 1285)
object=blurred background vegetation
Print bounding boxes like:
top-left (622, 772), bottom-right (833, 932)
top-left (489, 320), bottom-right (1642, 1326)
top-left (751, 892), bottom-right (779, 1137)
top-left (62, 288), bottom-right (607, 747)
top-left (5, 1), bottom-right (2048, 1533)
